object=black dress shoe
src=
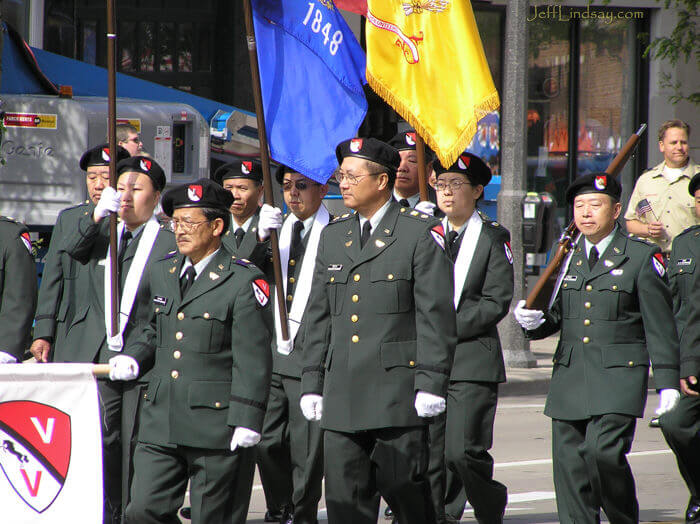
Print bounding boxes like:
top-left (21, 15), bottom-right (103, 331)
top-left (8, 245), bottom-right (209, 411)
top-left (686, 497), bottom-right (700, 523)
top-left (384, 506), bottom-right (394, 519)
top-left (265, 509), bottom-right (284, 522)
top-left (179, 506), bottom-right (191, 520)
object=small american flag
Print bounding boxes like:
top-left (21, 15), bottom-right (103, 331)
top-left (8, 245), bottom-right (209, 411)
top-left (635, 198), bottom-right (653, 218)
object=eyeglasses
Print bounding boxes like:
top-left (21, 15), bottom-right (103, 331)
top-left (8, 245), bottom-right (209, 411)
top-left (282, 180), bottom-right (319, 192)
top-left (333, 169), bottom-right (383, 185)
top-left (169, 219), bottom-right (210, 233)
top-left (435, 180), bottom-right (472, 193)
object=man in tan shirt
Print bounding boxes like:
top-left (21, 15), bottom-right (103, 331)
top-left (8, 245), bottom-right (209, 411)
top-left (625, 119), bottom-right (699, 254)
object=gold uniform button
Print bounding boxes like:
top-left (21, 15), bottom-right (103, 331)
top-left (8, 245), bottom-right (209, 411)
top-left (289, 277), bottom-right (295, 284)
top-left (628, 361), bottom-right (634, 367)
top-left (387, 274), bottom-right (394, 280)
top-left (175, 332), bottom-right (183, 340)
top-left (584, 319), bottom-right (591, 326)
top-left (583, 336), bottom-right (590, 344)
top-left (351, 314), bottom-right (358, 323)
top-left (409, 360), bottom-right (416, 367)
top-left (330, 277), bottom-right (335, 282)
top-left (143, 393), bottom-right (148, 399)
top-left (171, 370), bottom-right (179, 379)
top-left (203, 312), bottom-right (210, 319)
top-left (586, 285), bottom-right (593, 291)
top-left (353, 274), bottom-right (360, 282)
top-left (177, 312), bottom-right (184, 320)
top-left (173, 350), bottom-right (182, 359)
top-left (679, 269), bottom-right (684, 273)
top-left (563, 283), bottom-right (568, 288)
top-left (584, 302), bottom-right (591, 309)
top-left (352, 294), bottom-right (359, 303)
top-left (612, 285), bottom-right (618, 290)
top-left (351, 335), bottom-right (359, 343)
top-left (155, 307), bottom-right (160, 313)
top-left (287, 294), bottom-right (294, 302)
top-left (215, 402), bottom-right (222, 408)
top-left (289, 259), bottom-right (296, 266)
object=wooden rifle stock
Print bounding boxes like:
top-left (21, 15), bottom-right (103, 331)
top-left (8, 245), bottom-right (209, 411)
top-left (525, 124), bottom-right (647, 310)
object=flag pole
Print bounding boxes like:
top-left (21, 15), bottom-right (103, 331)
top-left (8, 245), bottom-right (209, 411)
top-left (415, 134), bottom-right (429, 202)
top-left (242, 0), bottom-right (290, 340)
top-left (106, 0), bottom-right (119, 335)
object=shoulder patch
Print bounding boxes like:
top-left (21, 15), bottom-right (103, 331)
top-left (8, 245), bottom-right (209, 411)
top-left (20, 231), bottom-right (33, 254)
top-left (651, 252), bottom-right (666, 278)
top-left (504, 242), bottom-right (513, 264)
top-left (430, 224), bottom-right (445, 250)
top-left (252, 278), bottom-right (270, 307)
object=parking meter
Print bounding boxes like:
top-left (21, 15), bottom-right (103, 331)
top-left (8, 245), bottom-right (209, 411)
top-left (522, 192), bottom-right (556, 271)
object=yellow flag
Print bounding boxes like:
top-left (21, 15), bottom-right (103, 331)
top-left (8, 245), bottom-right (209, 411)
top-left (366, 1), bottom-right (500, 167)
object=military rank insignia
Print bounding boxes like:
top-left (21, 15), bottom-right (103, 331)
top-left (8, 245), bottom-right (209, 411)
top-left (504, 242), bottom-right (513, 265)
top-left (651, 253), bottom-right (666, 278)
top-left (252, 279), bottom-right (270, 307)
top-left (430, 224), bottom-right (445, 250)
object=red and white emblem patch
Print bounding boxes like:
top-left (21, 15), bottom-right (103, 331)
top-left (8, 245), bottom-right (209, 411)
top-left (349, 138), bottom-right (363, 153)
top-left (0, 401), bottom-right (71, 513)
top-left (457, 154), bottom-right (471, 170)
top-left (405, 132), bottom-right (416, 146)
top-left (139, 158), bottom-right (151, 172)
top-left (241, 161), bottom-right (252, 175)
top-left (594, 175), bottom-right (607, 191)
top-left (652, 253), bottom-right (666, 278)
top-left (430, 224), bottom-right (445, 250)
top-left (504, 242), bottom-right (513, 265)
top-left (101, 148), bottom-right (110, 162)
top-left (20, 232), bottom-right (32, 254)
top-left (187, 184), bottom-right (203, 202)
top-left (252, 278), bottom-right (270, 307)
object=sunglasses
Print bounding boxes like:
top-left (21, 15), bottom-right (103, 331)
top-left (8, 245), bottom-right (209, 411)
top-left (282, 180), bottom-right (319, 192)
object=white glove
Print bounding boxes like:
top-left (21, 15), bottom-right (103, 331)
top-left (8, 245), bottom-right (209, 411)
top-left (513, 299), bottom-right (545, 330)
top-left (230, 427), bottom-right (261, 451)
top-left (258, 203), bottom-right (283, 240)
top-left (655, 388), bottom-right (681, 415)
top-left (108, 355), bottom-right (139, 381)
top-left (300, 394), bottom-right (323, 421)
top-left (0, 351), bottom-right (18, 364)
top-left (276, 337), bottom-right (294, 356)
top-left (414, 390), bottom-right (446, 417)
top-left (93, 186), bottom-right (122, 221)
top-left (414, 201), bottom-right (437, 216)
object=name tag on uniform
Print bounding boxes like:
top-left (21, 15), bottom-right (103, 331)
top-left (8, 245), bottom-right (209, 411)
top-left (611, 269), bottom-right (624, 276)
top-left (677, 258), bottom-right (693, 266)
top-left (153, 296), bottom-right (168, 306)
top-left (564, 275), bottom-right (578, 282)
top-left (328, 264), bottom-right (343, 271)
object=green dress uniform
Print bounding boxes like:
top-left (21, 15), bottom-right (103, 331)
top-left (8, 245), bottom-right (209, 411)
top-left (33, 201), bottom-right (93, 361)
top-left (0, 216), bottom-right (37, 361)
top-left (124, 245), bottom-right (272, 524)
top-left (526, 228), bottom-right (680, 524)
top-left (221, 207), bottom-right (270, 271)
top-left (257, 211), bottom-right (330, 524)
top-left (60, 210), bottom-right (176, 523)
top-left (301, 200), bottom-right (457, 524)
top-left (660, 224), bottom-right (700, 519)
top-left (441, 212), bottom-right (513, 524)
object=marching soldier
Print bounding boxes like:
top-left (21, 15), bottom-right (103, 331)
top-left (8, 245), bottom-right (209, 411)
top-left (435, 153), bottom-right (513, 524)
top-left (300, 137), bottom-right (456, 524)
top-left (59, 155), bottom-right (174, 523)
top-left (115, 179), bottom-right (272, 524)
top-left (256, 165), bottom-right (331, 524)
top-left (514, 173), bottom-right (681, 524)
top-left (30, 144), bottom-right (130, 364)
top-left (660, 172), bottom-right (700, 524)
top-left (0, 216), bottom-right (37, 363)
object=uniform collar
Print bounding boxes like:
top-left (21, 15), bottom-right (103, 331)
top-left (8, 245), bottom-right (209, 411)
top-left (359, 196), bottom-right (393, 232)
top-left (232, 212), bottom-right (255, 232)
top-left (584, 225), bottom-right (618, 257)
top-left (393, 190), bottom-right (420, 208)
top-left (181, 248), bottom-right (221, 279)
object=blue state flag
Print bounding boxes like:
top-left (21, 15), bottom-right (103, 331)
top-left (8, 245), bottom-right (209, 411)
top-left (252, 0), bottom-right (367, 183)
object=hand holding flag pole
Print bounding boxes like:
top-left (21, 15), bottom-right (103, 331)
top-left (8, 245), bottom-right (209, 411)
top-left (106, 0), bottom-right (119, 336)
top-left (415, 134), bottom-right (429, 202)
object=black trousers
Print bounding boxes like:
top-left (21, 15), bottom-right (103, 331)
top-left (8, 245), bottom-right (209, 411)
top-left (97, 379), bottom-right (125, 524)
top-left (445, 381), bottom-right (506, 524)
top-left (125, 442), bottom-right (255, 524)
top-left (323, 426), bottom-right (434, 524)
top-left (552, 414), bottom-right (638, 524)
top-left (257, 373), bottom-right (324, 523)
top-left (660, 395), bottom-right (700, 499)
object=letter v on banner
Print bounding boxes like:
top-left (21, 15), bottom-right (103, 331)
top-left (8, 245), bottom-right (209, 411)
top-left (30, 417), bottom-right (55, 444)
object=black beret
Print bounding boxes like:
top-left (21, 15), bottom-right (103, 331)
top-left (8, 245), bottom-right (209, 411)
top-left (689, 172), bottom-right (700, 196)
top-left (161, 178), bottom-right (234, 217)
top-left (275, 164), bottom-right (295, 185)
top-left (388, 130), bottom-right (418, 151)
top-left (335, 137), bottom-right (400, 176)
top-left (213, 159), bottom-right (263, 185)
top-left (565, 172), bottom-right (621, 205)
top-left (116, 156), bottom-right (166, 191)
top-left (434, 152), bottom-right (491, 186)
top-left (79, 144), bottom-right (130, 171)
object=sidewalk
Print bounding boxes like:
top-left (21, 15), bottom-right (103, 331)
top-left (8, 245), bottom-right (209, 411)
top-left (501, 336), bottom-right (556, 397)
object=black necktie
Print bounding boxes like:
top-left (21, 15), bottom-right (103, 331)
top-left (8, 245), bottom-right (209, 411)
top-left (117, 230), bottom-right (132, 271)
top-left (447, 231), bottom-right (459, 262)
top-left (399, 198), bottom-right (410, 208)
top-left (290, 221), bottom-right (305, 261)
top-left (588, 246), bottom-right (599, 270)
top-left (360, 221), bottom-right (372, 249)
top-left (234, 228), bottom-right (245, 248)
top-left (180, 266), bottom-right (196, 297)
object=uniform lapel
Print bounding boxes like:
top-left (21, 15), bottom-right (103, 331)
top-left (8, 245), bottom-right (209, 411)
top-left (237, 209), bottom-right (261, 258)
top-left (570, 242), bottom-right (589, 280)
top-left (342, 215), bottom-right (361, 263)
top-left (351, 202), bottom-right (399, 268)
top-left (587, 229), bottom-right (628, 280)
top-left (179, 248), bottom-right (232, 308)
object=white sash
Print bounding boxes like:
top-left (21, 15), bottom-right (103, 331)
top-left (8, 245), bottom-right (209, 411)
top-left (444, 210), bottom-right (483, 309)
top-left (104, 215), bottom-right (160, 351)
top-left (274, 205), bottom-right (330, 355)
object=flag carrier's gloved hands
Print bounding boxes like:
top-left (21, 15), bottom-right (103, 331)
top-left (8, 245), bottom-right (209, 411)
top-left (414, 201), bottom-right (437, 216)
top-left (513, 299), bottom-right (546, 330)
top-left (230, 427), bottom-right (261, 451)
top-left (300, 394), bottom-right (323, 421)
top-left (258, 204), bottom-right (283, 240)
top-left (655, 389), bottom-right (680, 416)
top-left (108, 355), bottom-right (139, 381)
top-left (93, 186), bottom-right (122, 222)
top-left (414, 390), bottom-right (446, 417)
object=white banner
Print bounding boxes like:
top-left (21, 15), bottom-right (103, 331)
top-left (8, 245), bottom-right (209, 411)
top-left (0, 364), bottom-right (103, 523)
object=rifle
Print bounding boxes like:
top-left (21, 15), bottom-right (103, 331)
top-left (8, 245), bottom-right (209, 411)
top-left (525, 123), bottom-right (647, 311)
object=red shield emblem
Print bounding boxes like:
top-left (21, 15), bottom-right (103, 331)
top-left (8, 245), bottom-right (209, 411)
top-left (101, 148), bottom-right (110, 162)
top-left (187, 184), bottom-right (203, 202)
top-left (0, 401), bottom-right (71, 513)
top-left (430, 225), bottom-right (445, 250)
top-left (405, 132), bottom-right (416, 146)
top-left (652, 253), bottom-right (666, 278)
top-left (349, 139), bottom-right (363, 153)
top-left (139, 158), bottom-right (152, 172)
top-left (594, 175), bottom-right (607, 190)
top-left (252, 278), bottom-right (270, 307)
top-left (20, 232), bottom-right (32, 254)
top-left (241, 161), bottom-right (252, 175)
top-left (457, 155), bottom-right (471, 170)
